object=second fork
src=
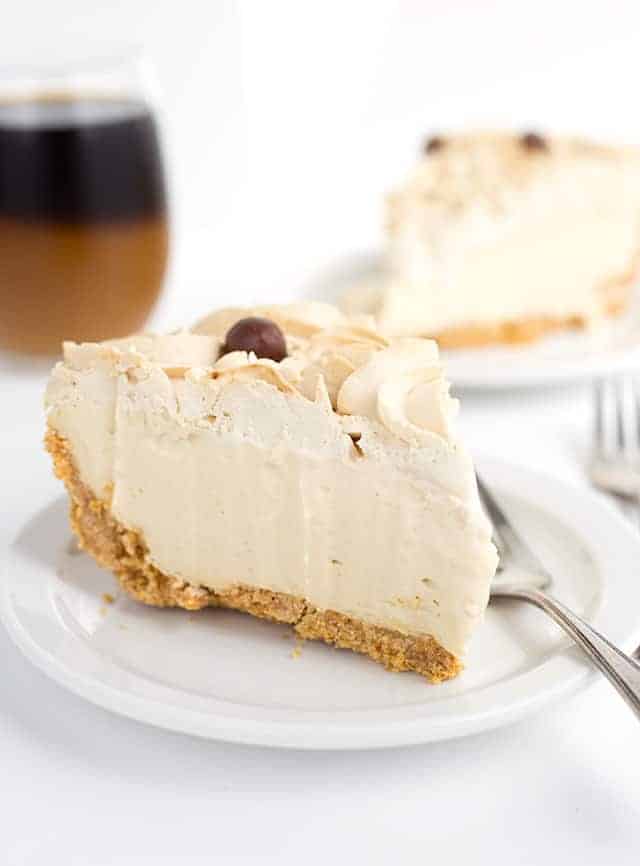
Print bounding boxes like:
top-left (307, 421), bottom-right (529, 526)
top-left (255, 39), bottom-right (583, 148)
top-left (590, 376), bottom-right (640, 506)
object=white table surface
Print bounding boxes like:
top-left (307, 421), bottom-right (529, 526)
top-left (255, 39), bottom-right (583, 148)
top-left (2, 307), bottom-right (640, 865)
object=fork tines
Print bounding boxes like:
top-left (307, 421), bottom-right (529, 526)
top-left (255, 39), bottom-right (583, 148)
top-left (591, 376), bottom-right (640, 507)
top-left (594, 377), bottom-right (640, 460)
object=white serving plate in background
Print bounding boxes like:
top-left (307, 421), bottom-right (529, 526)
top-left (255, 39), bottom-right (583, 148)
top-left (305, 251), bottom-right (640, 389)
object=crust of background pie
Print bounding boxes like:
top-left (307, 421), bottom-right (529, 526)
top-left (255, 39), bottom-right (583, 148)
top-left (45, 429), bottom-right (462, 684)
top-left (430, 276), bottom-right (632, 349)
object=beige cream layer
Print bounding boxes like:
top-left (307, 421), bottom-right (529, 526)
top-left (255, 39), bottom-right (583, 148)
top-left (46, 303), bottom-right (497, 658)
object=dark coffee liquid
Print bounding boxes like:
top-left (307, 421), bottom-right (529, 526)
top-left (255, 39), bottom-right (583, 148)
top-left (0, 99), bottom-right (167, 222)
top-left (0, 97), bottom-right (169, 354)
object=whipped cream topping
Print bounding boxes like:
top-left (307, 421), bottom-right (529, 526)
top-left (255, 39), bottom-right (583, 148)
top-left (46, 302), bottom-right (497, 656)
top-left (194, 301), bottom-right (347, 338)
top-left (386, 133), bottom-right (640, 227)
top-left (191, 303), bottom-right (458, 440)
top-left (343, 132), bottom-right (640, 335)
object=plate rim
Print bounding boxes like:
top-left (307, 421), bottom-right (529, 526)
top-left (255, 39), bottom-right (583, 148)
top-left (311, 249), bottom-right (640, 390)
top-left (3, 457), bottom-right (640, 750)
top-left (445, 348), bottom-right (640, 390)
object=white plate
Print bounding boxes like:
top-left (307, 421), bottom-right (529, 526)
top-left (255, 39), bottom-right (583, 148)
top-left (305, 252), bottom-right (640, 389)
top-left (2, 458), bottom-right (640, 749)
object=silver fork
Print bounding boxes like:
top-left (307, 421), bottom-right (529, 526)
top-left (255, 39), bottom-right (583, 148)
top-left (590, 377), bottom-right (640, 522)
top-left (478, 475), bottom-right (640, 719)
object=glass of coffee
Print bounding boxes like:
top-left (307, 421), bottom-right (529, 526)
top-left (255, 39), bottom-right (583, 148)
top-left (0, 50), bottom-right (169, 354)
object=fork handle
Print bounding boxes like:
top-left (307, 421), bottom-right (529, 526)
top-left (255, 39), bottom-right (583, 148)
top-left (506, 587), bottom-right (640, 719)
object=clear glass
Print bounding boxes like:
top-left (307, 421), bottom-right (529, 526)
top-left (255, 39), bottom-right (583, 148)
top-left (0, 49), bottom-right (169, 355)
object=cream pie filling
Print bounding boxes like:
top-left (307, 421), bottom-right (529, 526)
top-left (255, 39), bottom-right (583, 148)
top-left (46, 303), bottom-right (497, 658)
top-left (343, 133), bottom-right (640, 337)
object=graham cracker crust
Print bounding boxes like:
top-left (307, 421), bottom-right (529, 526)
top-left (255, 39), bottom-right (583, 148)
top-left (431, 277), bottom-right (632, 349)
top-left (45, 429), bottom-right (461, 683)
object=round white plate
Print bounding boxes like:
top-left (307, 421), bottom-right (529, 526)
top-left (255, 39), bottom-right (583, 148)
top-left (2, 458), bottom-right (640, 749)
top-left (305, 252), bottom-right (640, 389)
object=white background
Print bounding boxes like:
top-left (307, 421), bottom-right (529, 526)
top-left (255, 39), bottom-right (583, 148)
top-left (2, 2), bottom-right (640, 863)
top-left (4, 0), bottom-right (640, 319)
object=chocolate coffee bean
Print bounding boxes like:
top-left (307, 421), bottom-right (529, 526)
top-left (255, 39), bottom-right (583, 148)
top-left (520, 131), bottom-right (548, 152)
top-left (223, 316), bottom-right (287, 362)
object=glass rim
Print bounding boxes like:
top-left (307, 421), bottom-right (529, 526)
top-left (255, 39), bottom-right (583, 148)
top-left (0, 44), bottom-right (146, 81)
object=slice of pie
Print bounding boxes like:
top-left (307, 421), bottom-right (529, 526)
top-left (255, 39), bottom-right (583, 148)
top-left (342, 132), bottom-right (640, 347)
top-left (45, 302), bottom-right (497, 683)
